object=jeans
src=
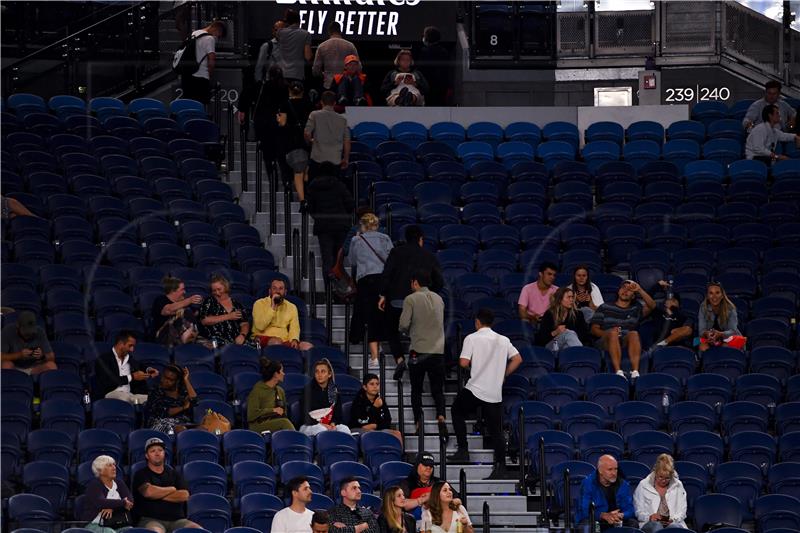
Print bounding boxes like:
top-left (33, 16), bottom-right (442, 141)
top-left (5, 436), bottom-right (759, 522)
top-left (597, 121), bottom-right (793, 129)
top-left (409, 355), bottom-right (446, 423)
top-left (545, 329), bottom-right (582, 353)
top-left (300, 423), bottom-right (352, 437)
top-left (579, 306), bottom-right (595, 323)
top-left (642, 521), bottom-right (683, 533)
top-left (451, 387), bottom-right (505, 465)
top-left (336, 75), bottom-right (365, 104)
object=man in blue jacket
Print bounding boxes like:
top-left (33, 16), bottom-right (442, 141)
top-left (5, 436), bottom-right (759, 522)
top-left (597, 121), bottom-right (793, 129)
top-left (577, 455), bottom-right (637, 530)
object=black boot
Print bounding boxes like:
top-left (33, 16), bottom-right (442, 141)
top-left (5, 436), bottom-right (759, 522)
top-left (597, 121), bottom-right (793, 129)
top-left (447, 448), bottom-right (470, 463)
top-left (485, 463), bottom-right (515, 480)
top-left (438, 419), bottom-right (449, 443)
top-left (393, 359), bottom-right (406, 381)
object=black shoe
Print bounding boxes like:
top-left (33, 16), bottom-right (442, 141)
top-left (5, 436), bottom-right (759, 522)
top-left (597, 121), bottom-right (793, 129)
top-left (485, 464), bottom-right (516, 480)
top-left (397, 87), bottom-right (410, 106)
top-left (447, 449), bottom-right (470, 463)
top-left (393, 360), bottom-right (406, 381)
top-left (438, 419), bottom-right (449, 443)
top-left (354, 97), bottom-right (368, 107)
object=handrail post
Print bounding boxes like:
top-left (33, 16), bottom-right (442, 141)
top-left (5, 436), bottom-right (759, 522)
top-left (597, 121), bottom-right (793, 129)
top-left (240, 122), bottom-right (249, 193)
top-left (301, 209), bottom-right (309, 278)
top-left (362, 324), bottom-right (369, 381)
top-left (284, 185), bottom-right (292, 258)
top-left (326, 282), bottom-right (334, 346)
top-left (369, 181), bottom-right (376, 213)
top-left (456, 323), bottom-right (464, 392)
top-left (226, 100), bottom-right (234, 176)
top-left (417, 410), bottom-right (425, 460)
top-left (352, 168), bottom-right (359, 223)
top-left (386, 204), bottom-right (393, 242)
top-left (563, 467), bottom-right (571, 531)
top-left (397, 377), bottom-right (405, 439)
top-left (379, 345), bottom-right (385, 406)
top-left (459, 468), bottom-right (468, 509)
top-left (292, 228), bottom-right (301, 298)
top-left (518, 405), bottom-right (526, 496)
top-left (539, 436), bottom-right (548, 527)
top-left (254, 143), bottom-right (262, 212)
top-left (343, 302), bottom-right (350, 358)
top-left (269, 160), bottom-right (277, 235)
top-left (308, 252), bottom-right (317, 319)
top-left (589, 501), bottom-right (596, 533)
top-left (439, 430), bottom-right (447, 480)
top-left (214, 82), bottom-right (222, 125)
top-left (482, 502), bottom-right (490, 533)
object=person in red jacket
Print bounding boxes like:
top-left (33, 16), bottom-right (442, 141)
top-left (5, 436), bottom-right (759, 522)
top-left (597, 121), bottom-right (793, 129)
top-left (332, 54), bottom-right (369, 107)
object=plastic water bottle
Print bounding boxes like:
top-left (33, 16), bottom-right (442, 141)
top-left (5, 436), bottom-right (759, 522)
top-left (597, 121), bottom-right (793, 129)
top-left (662, 392), bottom-right (670, 412)
top-left (667, 275), bottom-right (674, 300)
top-left (83, 389), bottom-right (91, 411)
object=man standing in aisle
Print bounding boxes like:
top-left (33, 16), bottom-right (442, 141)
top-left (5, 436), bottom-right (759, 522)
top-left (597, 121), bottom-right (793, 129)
top-left (312, 22), bottom-right (358, 90)
top-left (448, 309), bottom-right (522, 479)
top-left (181, 20), bottom-right (226, 105)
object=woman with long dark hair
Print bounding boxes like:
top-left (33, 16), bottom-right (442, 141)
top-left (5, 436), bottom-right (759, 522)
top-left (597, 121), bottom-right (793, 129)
top-left (378, 486), bottom-right (416, 533)
top-left (300, 358), bottom-right (351, 436)
top-left (421, 481), bottom-right (472, 533)
top-left (568, 265), bottom-right (604, 322)
top-left (534, 286), bottom-right (590, 352)
top-left (247, 357), bottom-right (295, 433)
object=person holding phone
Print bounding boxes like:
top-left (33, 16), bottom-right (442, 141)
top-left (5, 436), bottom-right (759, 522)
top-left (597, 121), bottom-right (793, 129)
top-left (251, 279), bottom-right (313, 350)
top-left (576, 455), bottom-right (637, 530)
top-left (1, 310), bottom-right (57, 375)
top-left (94, 330), bottom-right (157, 405)
top-left (633, 454), bottom-right (687, 532)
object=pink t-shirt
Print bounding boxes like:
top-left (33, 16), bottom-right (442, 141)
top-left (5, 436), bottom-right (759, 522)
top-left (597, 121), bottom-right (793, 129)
top-left (518, 282), bottom-right (558, 316)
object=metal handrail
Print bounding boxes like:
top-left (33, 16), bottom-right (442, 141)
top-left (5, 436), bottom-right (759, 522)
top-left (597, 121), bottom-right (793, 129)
top-left (343, 302), bottom-right (350, 358)
top-left (563, 467), bottom-right (571, 530)
top-left (226, 100), bottom-right (234, 177)
top-left (284, 186), bottom-right (292, 258)
top-left (240, 123), bottom-right (249, 193)
top-left (308, 252), bottom-right (317, 319)
top-left (589, 501), bottom-right (597, 532)
top-left (269, 160), bottom-right (277, 235)
top-left (301, 209), bottom-right (309, 278)
top-left (518, 405), bottom-right (526, 496)
top-left (539, 436), bottom-right (548, 527)
top-left (459, 468), bottom-right (468, 509)
top-left (417, 410), bottom-right (425, 460)
top-left (482, 502), bottom-right (490, 533)
top-left (456, 323), bottom-right (464, 392)
top-left (439, 431), bottom-right (447, 480)
top-left (292, 228), bottom-right (301, 298)
top-left (362, 324), bottom-right (369, 381)
top-left (255, 143), bottom-right (263, 212)
top-left (397, 377), bottom-right (405, 442)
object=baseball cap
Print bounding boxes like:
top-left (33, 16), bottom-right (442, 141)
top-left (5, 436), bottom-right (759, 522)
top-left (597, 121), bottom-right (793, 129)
top-left (145, 437), bottom-right (165, 452)
top-left (16, 311), bottom-right (38, 338)
top-left (416, 451), bottom-right (435, 467)
top-left (344, 54), bottom-right (360, 65)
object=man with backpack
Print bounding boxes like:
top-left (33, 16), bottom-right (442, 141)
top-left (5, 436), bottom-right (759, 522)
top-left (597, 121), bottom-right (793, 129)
top-left (177, 20), bottom-right (227, 105)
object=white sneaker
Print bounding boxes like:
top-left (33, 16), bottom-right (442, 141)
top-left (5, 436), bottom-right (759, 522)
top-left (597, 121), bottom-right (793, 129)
top-left (616, 369), bottom-right (627, 379)
top-left (368, 357), bottom-right (380, 370)
top-left (630, 370), bottom-right (640, 379)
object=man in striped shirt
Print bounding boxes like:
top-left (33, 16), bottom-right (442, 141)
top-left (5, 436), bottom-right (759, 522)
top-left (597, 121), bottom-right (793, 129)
top-left (591, 280), bottom-right (656, 380)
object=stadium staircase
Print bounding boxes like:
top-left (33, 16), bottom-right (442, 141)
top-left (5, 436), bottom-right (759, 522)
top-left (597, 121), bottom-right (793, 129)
top-left (228, 138), bottom-right (547, 533)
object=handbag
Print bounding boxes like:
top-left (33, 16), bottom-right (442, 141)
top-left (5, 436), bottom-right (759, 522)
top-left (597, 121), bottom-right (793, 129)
top-left (101, 508), bottom-right (132, 529)
top-left (330, 248), bottom-right (357, 303)
top-left (199, 410), bottom-right (231, 434)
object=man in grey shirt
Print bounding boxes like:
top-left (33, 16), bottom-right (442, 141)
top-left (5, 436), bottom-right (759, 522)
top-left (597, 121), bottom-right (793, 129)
top-left (312, 21), bottom-right (358, 90)
top-left (743, 80), bottom-right (796, 131)
top-left (399, 269), bottom-right (448, 439)
top-left (304, 91), bottom-right (351, 178)
top-left (1, 310), bottom-right (57, 375)
top-left (745, 104), bottom-right (800, 163)
top-left (278, 9), bottom-right (312, 81)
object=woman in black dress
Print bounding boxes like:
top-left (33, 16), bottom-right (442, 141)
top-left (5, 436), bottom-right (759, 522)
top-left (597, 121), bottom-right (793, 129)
top-left (197, 274), bottom-right (256, 347)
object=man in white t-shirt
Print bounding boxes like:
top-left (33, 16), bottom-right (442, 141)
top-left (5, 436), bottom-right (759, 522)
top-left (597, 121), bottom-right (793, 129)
top-left (447, 308), bottom-right (521, 479)
top-left (181, 20), bottom-right (226, 105)
top-left (271, 476), bottom-right (315, 533)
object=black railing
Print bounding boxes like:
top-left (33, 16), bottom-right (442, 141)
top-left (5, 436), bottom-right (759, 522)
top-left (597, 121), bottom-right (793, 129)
top-left (397, 376), bottom-right (406, 441)
top-left (518, 405), bottom-right (526, 496)
top-left (343, 302), bottom-right (351, 359)
top-left (351, 169), bottom-right (359, 223)
top-left (456, 323), bottom-right (464, 392)
top-left (255, 143), bottom-right (263, 211)
top-left (482, 502), bottom-right (490, 533)
top-left (213, 82), bottom-right (222, 129)
top-left (326, 282), bottom-right (334, 346)
top-left (589, 501), bottom-right (597, 532)
top-left (439, 431), bottom-right (447, 480)
top-left (284, 186), bottom-right (292, 258)
top-left (226, 101), bottom-right (234, 176)
top-left (292, 228), bottom-right (301, 298)
top-left (379, 345), bottom-right (386, 405)
top-left (308, 252), bottom-right (317, 319)
top-left (269, 160), bottom-right (277, 235)
top-left (563, 467), bottom-right (571, 531)
top-left (459, 468), bottom-right (468, 509)
top-left (362, 324), bottom-right (370, 381)
top-left (417, 410), bottom-right (425, 459)
top-left (240, 122), bottom-right (249, 193)
top-left (301, 208), bottom-right (309, 278)
top-left (539, 436), bottom-right (548, 527)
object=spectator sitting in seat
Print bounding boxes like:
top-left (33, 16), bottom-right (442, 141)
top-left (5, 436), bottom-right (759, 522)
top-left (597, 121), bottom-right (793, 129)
top-left (576, 455), bottom-right (637, 531)
top-left (534, 286), bottom-right (591, 353)
top-left (313, 22), bottom-right (358, 90)
top-left (132, 437), bottom-right (201, 532)
top-left (745, 103), bottom-right (800, 164)
top-left (300, 358), bottom-right (351, 437)
top-left (633, 454), bottom-right (688, 533)
top-left (399, 452), bottom-right (441, 513)
top-left (647, 281), bottom-right (693, 352)
top-left (251, 279), bottom-right (312, 350)
top-left (312, 510), bottom-right (330, 533)
top-left (567, 265), bottom-right (604, 323)
top-left (382, 49), bottom-right (428, 107)
top-left (517, 261), bottom-right (559, 326)
top-left (421, 481), bottom-right (473, 533)
top-left (151, 277), bottom-right (203, 347)
top-left (349, 373), bottom-right (402, 443)
top-left (743, 80), bottom-right (797, 131)
top-left (329, 477), bottom-right (379, 533)
top-left (697, 281), bottom-right (743, 352)
top-left (332, 55), bottom-right (369, 107)
top-left (144, 364), bottom-right (198, 435)
top-left (80, 455), bottom-right (135, 533)
top-left (197, 275), bottom-right (255, 348)
top-left (378, 486), bottom-right (415, 533)
top-left (271, 476), bottom-right (315, 532)
top-left (1, 310), bottom-right (57, 375)
top-left (591, 279), bottom-right (656, 380)
top-left (94, 330), bottom-right (156, 405)
top-left (247, 357), bottom-right (295, 434)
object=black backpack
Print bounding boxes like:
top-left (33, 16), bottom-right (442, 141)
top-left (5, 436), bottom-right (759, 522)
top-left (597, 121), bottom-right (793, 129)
top-left (172, 32), bottom-right (212, 76)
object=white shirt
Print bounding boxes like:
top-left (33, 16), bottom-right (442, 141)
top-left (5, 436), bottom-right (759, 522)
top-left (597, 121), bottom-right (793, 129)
top-left (270, 506), bottom-right (314, 533)
top-left (461, 327), bottom-right (518, 403)
top-left (192, 29), bottom-right (216, 80)
top-left (745, 121), bottom-right (797, 159)
top-left (112, 348), bottom-right (132, 394)
top-left (92, 480), bottom-right (121, 524)
top-left (421, 505), bottom-right (471, 533)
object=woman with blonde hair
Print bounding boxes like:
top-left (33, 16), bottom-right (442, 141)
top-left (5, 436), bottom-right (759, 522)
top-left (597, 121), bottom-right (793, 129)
top-left (698, 281), bottom-right (742, 351)
top-left (534, 286), bottom-right (590, 352)
top-left (421, 481), bottom-right (472, 533)
top-left (381, 49), bottom-right (429, 106)
top-left (378, 486), bottom-right (416, 533)
top-left (198, 274), bottom-right (255, 347)
top-left (346, 212), bottom-right (393, 369)
top-left (633, 454), bottom-right (688, 532)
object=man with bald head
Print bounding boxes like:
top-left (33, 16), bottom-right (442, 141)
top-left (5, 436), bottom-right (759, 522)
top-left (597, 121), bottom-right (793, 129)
top-left (576, 455), bottom-right (636, 530)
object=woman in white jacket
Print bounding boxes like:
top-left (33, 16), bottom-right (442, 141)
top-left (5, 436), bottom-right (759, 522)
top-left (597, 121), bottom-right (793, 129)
top-left (633, 454), bottom-right (688, 532)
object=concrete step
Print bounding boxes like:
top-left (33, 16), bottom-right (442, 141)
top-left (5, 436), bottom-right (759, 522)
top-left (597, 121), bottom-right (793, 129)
top-left (459, 494), bottom-right (529, 514)
top-left (472, 514), bottom-right (544, 528)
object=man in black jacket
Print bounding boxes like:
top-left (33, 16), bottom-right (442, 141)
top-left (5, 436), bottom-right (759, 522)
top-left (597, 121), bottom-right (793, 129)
top-left (306, 161), bottom-right (355, 284)
top-left (94, 330), bottom-right (157, 404)
top-left (379, 225), bottom-right (443, 378)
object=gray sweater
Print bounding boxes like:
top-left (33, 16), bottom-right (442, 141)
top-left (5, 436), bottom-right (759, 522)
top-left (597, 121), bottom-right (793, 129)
top-left (399, 287), bottom-right (444, 354)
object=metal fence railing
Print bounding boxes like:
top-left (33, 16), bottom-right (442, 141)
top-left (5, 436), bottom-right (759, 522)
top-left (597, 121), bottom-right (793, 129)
top-left (557, 12), bottom-right (590, 57)
top-left (661, 1), bottom-right (717, 55)
top-left (594, 10), bottom-right (654, 56)
top-left (722, 0), bottom-right (783, 76)
top-left (792, 31), bottom-right (800, 86)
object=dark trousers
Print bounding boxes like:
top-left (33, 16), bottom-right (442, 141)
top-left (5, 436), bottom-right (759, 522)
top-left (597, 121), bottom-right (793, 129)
top-left (409, 355), bottom-right (446, 423)
top-left (181, 75), bottom-right (211, 105)
top-left (451, 387), bottom-right (505, 466)
top-left (336, 75), bottom-right (365, 104)
top-left (384, 302), bottom-right (404, 362)
top-left (317, 230), bottom-right (347, 280)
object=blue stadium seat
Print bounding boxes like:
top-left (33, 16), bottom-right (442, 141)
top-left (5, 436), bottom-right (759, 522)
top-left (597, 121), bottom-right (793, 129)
top-left (735, 373), bottom-right (782, 406)
top-left (668, 401), bottom-right (717, 436)
top-left (467, 121), bottom-right (504, 148)
top-left (769, 462), bottom-right (800, 500)
top-left (729, 431), bottom-right (777, 468)
top-left (702, 138), bottom-right (741, 167)
top-left (714, 461), bottom-right (762, 518)
top-left (77, 428), bottom-right (123, 464)
top-left (272, 429), bottom-right (313, 465)
top-left (497, 141), bottom-right (535, 170)
top-left (584, 373), bottom-right (628, 413)
top-left (666, 120), bottom-right (705, 143)
top-left (390, 121), bottom-right (428, 149)
top-left (535, 373), bottom-right (581, 409)
top-left (578, 430), bottom-right (624, 466)
top-left (755, 494), bottom-right (800, 533)
top-left (379, 461), bottom-right (413, 490)
top-left (92, 398), bottom-right (136, 444)
top-left (280, 461), bottom-right (324, 494)
top-left (559, 401), bottom-right (608, 440)
top-left (614, 401), bottom-right (661, 439)
top-left (558, 347), bottom-right (602, 385)
top-left (129, 429), bottom-right (172, 465)
top-left (184, 460), bottom-right (227, 496)
top-left (543, 121), bottom-right (579, 150)
top-left (187, 493), bottom-right (232, 533)
top-left (776, 403), bottom-right (800, 436)
top-left (330, 461), bottom-right (374, 497)
top-left (691, 101), bottom-right (729, 126)
top-left (505, 122), bottom-right (542, 147)
top-left (626, 430), bottom-right (673, 469)
top-left (23, 461), bottom-right (70, 513)
top-left (586, 121), bottom-right (624, 145)
top-left (240, 493), bottom-right (283, 533)
top-left (8, 493), bottom-right (57, 530)
top-left (722, 401), bottom-right (769, 435)
top-left (551, 460), bottom-right (595, 524)
top-left (676, 431), bottom-right (724, 470)
top-left (527, 430), bottom-right (575, 477)
top-left (430, 122), bottom-right (466, 151)
top-left (662, 139), bottom-right (700, 174)
top-left (176, 429), bottom-right (220, 464)
top-left (674, 460), bottom-right (709, 513)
